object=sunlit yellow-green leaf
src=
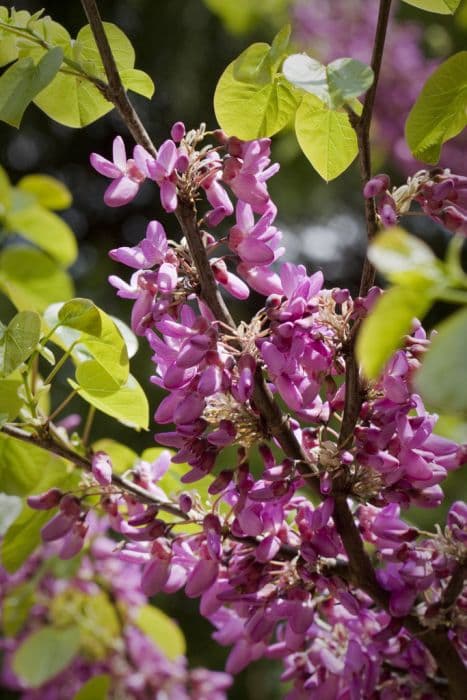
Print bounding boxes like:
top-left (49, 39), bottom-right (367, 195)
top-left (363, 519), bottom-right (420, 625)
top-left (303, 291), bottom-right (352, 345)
top-left (357, 283), bottom-right (434, 379)
top-left (0, 247), bottom-right (74, 311)
top-left (203, 0), bottom-right (288, 34)
top-left (6, 205), bottom-right (77, 266)
top-left (405, 52), bottom-right (467, 163)
top-left (33, 71), bottom-right (113, 128)
top-left (415, 307), bottom-right (467, 415)
top-left (120, 68), bottom-right (155, 98)
top-left (0, 310), bottom-right (41, 378)
top-left (1, 452), bottom-right (76, 572)
top-left (50, 590), bottom-right (120, 660)
top-left (135, 605), bottom-right (186, 660)
top-left (0, 164), bottom-right (11, 210)
top-left (17, 174), bottom-right (72, 210)
top-left (0, 47), bottom-right (63, 127)
top-left (44, 300), bottom-right (129, 384)
top-left (74, 23), bottom-right (135, 76)
top-left (12, 626), bottom-right (81, 688)
top-left (2, 582), bottom-right (35, 636)
top-left (73, 675), bottom-right (110, 700)
top-left (294, 94), bottom-right (358, 180)
top-left (70, 365), bottom-right (149, 430)
top-left (58, 298), bottom-right (102, 336)
top-left (214, 52), bottom-right (299, 139)
top-left (0, 375), bottom-right (23, 421)
top-left (367, 227), bottom-right (443, 285)
top-left (401, 0), bottom-right (461, 14)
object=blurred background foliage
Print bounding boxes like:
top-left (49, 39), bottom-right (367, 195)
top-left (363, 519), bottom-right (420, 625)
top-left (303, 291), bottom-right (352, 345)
top-left (0, 1), bottom-right (466, 697)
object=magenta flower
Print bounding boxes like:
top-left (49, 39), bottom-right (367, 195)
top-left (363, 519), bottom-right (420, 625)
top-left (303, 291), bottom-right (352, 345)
top-left (229, 202), bottom-right (283, 266)
top-left (91, 451), bottom-right (113, 486)
top-left (147, 139), bottom-right (180, 212)
top-left (109, 220), bottom-right (170, 270)
top-left (90, 135), bottom-right (148, 207)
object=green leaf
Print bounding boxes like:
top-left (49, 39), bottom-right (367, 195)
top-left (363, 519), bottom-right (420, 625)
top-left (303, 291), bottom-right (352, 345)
top-left (233, 43), bottom-right (273, 85)
top-left (269, 24), bottom-right (291, 68)
top-left (12, 625), bottom-right (81, 688)
top-left (92, 438), bottom-right (137, 474)
top-left (2, 506), bottom-right (54, 572)
top-left (135, 605), bottom-right (186, 660)
top-left (415, 307), bottom-right (467, 415)
top-left (2, 582), bottom-right (35, 636)
top-left (58, 298), bottom-right (102, 336)
top-left (0, 247), bottom-right (74, 311)
top-left (401, 0), bottom-right (461, 14)
top-left (33, 71), bottom-right (113, 128)
top-left (0, 47), bottom-right (64, 127)
top-left (74, 23), bottom-right (135, 76)
top-left (203, 0), bottom-right (288, 35)
top-left (367, 227), bottom-right (443, 285)
top-left (70, 366), bottom-right (149, 430)
top-left (214, 61), bottom-right (299, 139)
top-left (283, 54), bottom-right (373, 108)
top-left (50, 590), bottom-right (120, 660)
top-left (357, 284), bottom-right (434, 379)
top-left (0, 14), bottom-right (21, 68)
top-left (6, 205), bottom-right (77, 266)
top-left (17, 174), bottom-right (72, 210)
top-left (31, 22), bottom-right (152, 128)
top-left (0, 432), bottom-right (68, 496)
top-left (120, 68), bottom-right (155, 99)
top-left (73, 675), bottom-right (110, 700)
top-left (434, 414), bottom-right (467, 443)
top-left (405, 52), bottom-right (467, 163)
top-left (45, 301), bottom-right (129, 384)
top-left (0, 375), bottom-right (23, 420)
top-left (111, 316), bottom-right (138, 359)
top-left (1, 453), bottom-right (76, 571)
top-left (0, 164), bottom-right (11, 212)
top-left (294, 94), bottom-right (358, 180)
top-left (0, 310), bottom-right (41, 378)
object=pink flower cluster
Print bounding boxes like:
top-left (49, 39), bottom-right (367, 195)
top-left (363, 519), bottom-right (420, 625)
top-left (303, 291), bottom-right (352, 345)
top-left (364, 169), bottom-right (467, 235)
top-left (19, 125), bottom-right (466, 697)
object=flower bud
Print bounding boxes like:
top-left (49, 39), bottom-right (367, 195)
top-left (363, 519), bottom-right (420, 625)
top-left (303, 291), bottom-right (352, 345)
top-left (363, 174), bottom-right (390, 198)
top-left (91, 451), bottom-right (113, 486)
top-left (27, 488), bottom-right (63, 511)
top-left (170, 121), bottom-right (186, 142)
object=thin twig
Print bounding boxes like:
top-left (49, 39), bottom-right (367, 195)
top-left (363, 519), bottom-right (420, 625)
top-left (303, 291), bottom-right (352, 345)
top-left (338, 0), bottom-right (392, 451)
top-left (80, 0), bottom-right (156, 155)
top-left (0, 422), bottom-right (188, 520)
top-left (440, 561), bottom-right (467, 613)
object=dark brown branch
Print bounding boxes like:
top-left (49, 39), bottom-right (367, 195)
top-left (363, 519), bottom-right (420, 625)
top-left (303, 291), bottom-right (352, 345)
top-left (0, 423), bottom-right (187, 520)
top-left (80, 0), bottom-right (156, 156)
top-left (440, 561), bottom-right (467, 613)
top-left (176, 199), bottom-right (315, 479)
top-left (338, 0), bottom-right (392, 450)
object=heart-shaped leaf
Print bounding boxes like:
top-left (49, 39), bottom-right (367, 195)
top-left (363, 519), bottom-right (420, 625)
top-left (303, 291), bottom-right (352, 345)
top-left (0, 310), bottom-right (41, 378)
